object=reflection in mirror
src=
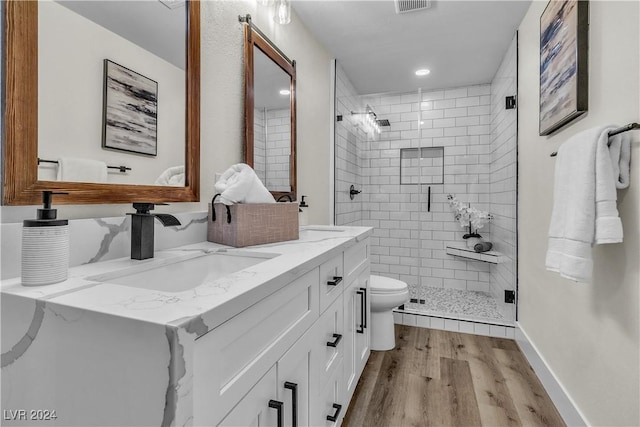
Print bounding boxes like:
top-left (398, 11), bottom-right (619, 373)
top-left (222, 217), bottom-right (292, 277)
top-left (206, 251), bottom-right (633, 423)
top-left (253, 46), bottom-right (292, 193)
top-left (37, 0), bottom-right (186, 186)
top-left (243, 20), bottom-right (296, 201)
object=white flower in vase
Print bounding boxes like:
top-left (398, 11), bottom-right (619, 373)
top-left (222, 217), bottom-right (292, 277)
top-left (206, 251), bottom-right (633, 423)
top-left (447, 194), bottom-right (494, 244)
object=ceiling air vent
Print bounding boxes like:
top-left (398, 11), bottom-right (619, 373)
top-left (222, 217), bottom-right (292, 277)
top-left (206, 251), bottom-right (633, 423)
top-left (394, 0), bottom-right (432, 14)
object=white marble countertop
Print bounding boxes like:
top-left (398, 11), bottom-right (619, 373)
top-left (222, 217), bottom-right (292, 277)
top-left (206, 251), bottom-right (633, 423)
top-left (1, 226), bottom-right (372, 336)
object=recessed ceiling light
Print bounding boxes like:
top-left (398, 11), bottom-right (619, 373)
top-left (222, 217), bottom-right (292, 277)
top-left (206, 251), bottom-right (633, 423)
top-left (415, 69), bottom-right (431, 76)
top-left (279, 89), bottom-right (291, 96)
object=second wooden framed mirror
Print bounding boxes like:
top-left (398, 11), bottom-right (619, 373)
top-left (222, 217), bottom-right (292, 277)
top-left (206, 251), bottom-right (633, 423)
top-left (242, 16), bottom-right (297, 201)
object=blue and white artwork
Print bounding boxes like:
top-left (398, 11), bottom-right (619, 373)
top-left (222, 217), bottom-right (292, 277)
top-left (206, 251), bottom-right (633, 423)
top-left (539, 0), bottom-right (588, 136)
top-left (103, 60), bottom-right (158, 156)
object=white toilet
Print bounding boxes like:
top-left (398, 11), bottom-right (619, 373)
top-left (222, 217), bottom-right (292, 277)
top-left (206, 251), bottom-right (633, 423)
top-left (369, 275), bottom-right (410, 351)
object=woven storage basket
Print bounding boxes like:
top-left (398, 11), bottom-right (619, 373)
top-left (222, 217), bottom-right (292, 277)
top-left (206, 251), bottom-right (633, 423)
top-left (207, 202), bottom-right (299, 247)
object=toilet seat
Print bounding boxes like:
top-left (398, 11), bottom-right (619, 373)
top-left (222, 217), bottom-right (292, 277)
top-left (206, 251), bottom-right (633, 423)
top-left (370, 275), bottom-right (408, 294)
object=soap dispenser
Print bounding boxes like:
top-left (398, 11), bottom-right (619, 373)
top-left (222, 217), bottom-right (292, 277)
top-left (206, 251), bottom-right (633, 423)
top-left (299, 195), bottom-right (309, 226)
top-left (22, 191), bottom-right (69, 286)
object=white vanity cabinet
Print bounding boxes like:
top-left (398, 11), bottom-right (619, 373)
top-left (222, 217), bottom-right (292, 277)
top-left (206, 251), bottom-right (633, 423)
top-left (218, 332), bottom-right (313, 427)
top-left (194, 237), bottom-right (370, 427)
top-left (0, 227), bottom-right (373, 427)
top-left (194, 268), bottom-right (319, 426)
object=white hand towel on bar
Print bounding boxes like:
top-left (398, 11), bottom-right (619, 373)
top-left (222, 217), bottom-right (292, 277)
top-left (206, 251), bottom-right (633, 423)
top-left (56, 157), bottom-right (108, 183)
top-left (545, 125), bottom-right (631, 282)
top-left (155, 165), bottom-right (185, 186)
top-left (214, 163), bottom-right (275, 205)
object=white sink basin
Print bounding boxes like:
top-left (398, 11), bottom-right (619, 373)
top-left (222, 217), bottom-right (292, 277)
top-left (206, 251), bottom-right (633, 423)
top-left (88, 251), bottom-right (278, 293)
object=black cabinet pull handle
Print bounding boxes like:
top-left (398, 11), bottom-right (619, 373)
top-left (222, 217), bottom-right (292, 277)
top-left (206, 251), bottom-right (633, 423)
top-left (356, 290), bottom-right (365, 334)
top-left (284, 382), bottom-right (298, 427)
top-left (269, 399), bottom-right (284, 427)
top-left (359, 287), bottom-right (367, 329)
top-left (326, 333), bottom-right (343, 347)
top-left (326, 403), bottom-right (342, 422)
top-left (327, 276), bottom-right (343, 286)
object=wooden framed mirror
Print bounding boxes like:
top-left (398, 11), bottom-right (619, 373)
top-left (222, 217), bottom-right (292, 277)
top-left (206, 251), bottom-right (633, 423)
top-left (243, 18), bottom-right (297, 201)
top-left (3, 0), bottom-right (200, 205)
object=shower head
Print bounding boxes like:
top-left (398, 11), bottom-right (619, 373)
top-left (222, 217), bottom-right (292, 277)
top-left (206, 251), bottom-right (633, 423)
top-left (377, 119), bottom-right (391, 127)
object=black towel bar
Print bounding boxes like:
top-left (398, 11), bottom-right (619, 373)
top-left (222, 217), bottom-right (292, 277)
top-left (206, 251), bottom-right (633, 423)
top-left (550, 123), bottom-right (639, 157)
top-left (38, 158), bottom-right (131, 173)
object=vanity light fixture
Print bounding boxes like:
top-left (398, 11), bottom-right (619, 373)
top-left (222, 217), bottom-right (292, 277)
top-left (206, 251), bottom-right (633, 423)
top-left (274, 0), bottom-right (291, 25)
top-left (415, 68), bottom-right (431, 76)
top-left (279, 89), bottom-right (291, 96)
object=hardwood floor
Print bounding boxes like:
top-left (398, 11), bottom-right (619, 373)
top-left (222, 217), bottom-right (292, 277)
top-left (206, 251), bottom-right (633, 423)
top-left (343, 325), bottom-right (565, 427)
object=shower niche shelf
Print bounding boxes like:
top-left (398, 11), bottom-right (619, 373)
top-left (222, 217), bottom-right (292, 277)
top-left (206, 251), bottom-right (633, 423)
top-left (446, 245), bottom-right (506, 264)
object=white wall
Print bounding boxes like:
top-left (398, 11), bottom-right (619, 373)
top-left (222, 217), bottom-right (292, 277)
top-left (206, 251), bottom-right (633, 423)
top-left (199, 1), bottom-right (331, 224)
top-left (518, 1), bottom-right (639, 425)
top-left (2, 0), bottom-right (332, 224)
top-left (38, 1), bottom-right (185, 186)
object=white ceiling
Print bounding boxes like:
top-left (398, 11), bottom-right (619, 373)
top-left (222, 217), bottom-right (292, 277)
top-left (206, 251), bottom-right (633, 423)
top-left (292, 0), bottom-right (530, 95)
top-left (57, 1), bottom-right (186, 70)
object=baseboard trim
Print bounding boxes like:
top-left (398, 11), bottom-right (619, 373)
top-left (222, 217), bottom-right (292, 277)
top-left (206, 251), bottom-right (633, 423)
top-left (514, 322), bottom-right (588, 426)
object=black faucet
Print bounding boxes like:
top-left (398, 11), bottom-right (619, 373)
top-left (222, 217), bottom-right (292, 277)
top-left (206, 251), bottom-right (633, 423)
top-left (129, 203), bottom-right (181, 260)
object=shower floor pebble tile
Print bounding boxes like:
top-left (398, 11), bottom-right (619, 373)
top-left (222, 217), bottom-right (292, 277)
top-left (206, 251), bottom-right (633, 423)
top-left (408, 285), bottom-right (505, 321)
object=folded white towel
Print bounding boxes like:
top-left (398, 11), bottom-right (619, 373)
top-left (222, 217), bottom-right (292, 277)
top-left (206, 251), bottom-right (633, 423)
top-left (155, 165), bottom-right (185, 186)
top-left (545, 126), bottom-right (631, 282)
top-left (214, 163), bottom-right (275, 205)
top-left (56, 157), bottom-right (107, 183)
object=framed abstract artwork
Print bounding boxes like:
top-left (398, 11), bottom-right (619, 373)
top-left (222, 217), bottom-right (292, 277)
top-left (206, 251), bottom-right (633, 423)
top-left (539, 0), bottom-right (589, 136)
top-left (102, 59), bottom-right (158, 156)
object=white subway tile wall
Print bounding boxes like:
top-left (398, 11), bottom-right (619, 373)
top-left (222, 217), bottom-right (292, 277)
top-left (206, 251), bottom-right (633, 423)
top-left (265, 108), bottom-right (291, 192)
top-left (488, 35), bottom-right (518, 322)
top-left (254, 108), bottom-right (266, 184)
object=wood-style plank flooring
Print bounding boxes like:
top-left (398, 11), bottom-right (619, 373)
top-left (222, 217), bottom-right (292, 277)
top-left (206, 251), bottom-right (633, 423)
top-left (343, 325), bottom-right (565, 427)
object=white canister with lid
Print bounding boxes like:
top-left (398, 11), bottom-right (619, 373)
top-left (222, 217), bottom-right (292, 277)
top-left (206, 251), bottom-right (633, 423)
top-left (22, 191), bottom-right (69, 286)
